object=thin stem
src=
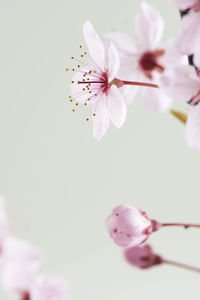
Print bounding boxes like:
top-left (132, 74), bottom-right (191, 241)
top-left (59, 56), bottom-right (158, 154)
top-left (164, 259), bottom-right (200, 273)
top-left (162, 223), bottom-right (200, 229)
top-left (120, 80), bottom-right (159, 88)
top-left (78, 80), bottom-right (159, 89)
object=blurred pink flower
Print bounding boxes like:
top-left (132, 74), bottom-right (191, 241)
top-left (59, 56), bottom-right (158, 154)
top-left (160, 65), bottom-right (200, 149)
top-left (106, 205), bottom-right (160, 248)
top-left (169, 0), bottom-right (200, 67)
top-left (30, 274), bottom-right (68, 300)
top-left (104, 1), bottom-right (184, 112)
top-left (70, 21), bottom-right (127, 140)
top-left (124, 244), bottom-right (163, 269)
top-left (1, 237), bottom-right (41, 298)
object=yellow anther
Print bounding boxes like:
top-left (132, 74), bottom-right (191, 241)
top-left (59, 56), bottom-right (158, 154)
top-left (72, 68), bottom-right (75, 71)
top-left (80, 45), bottom-right (82, 48)
top-left (75, 103), bottom-right (79, 106)
top-left (84, 103), bottom-right (87, 106)
top-left (77, 65), bottom-right (80, 68)
top-left (71, 81), bottom-right (74, 83)
top-left (93, 113), bottom-right (96, 116)
top-left (65, 68), bottom-right (69, 71)
top-left (71, 57), bottom-right (74, 59)
top-left (86, 118), bottom-right (89, 121)
top-left (72, 109), bottom-right (75, 112)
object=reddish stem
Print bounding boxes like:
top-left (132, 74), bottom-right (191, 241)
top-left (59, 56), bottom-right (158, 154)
top-left (78, 80), bottom-right (159, 89)
top-left (164, 259), bottom-right (200, 273)
top-left (162, 223), bottom-right (200, 229)
top-left (120, 80), bottom-right (159, 88)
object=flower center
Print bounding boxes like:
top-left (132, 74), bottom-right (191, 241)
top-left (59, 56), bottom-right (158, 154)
top-left (139, 50), bottom-right (164, 79)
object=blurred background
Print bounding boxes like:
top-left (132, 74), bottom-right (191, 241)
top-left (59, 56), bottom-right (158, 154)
top-left (0, 0), bottom-right (200, 299)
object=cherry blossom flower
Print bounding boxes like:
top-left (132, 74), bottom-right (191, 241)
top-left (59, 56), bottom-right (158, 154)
top-left (69, 21), bottom-right (127, 140)
top-left (1, 236), bottom-right (41, 299)
top-left (168, 0), bottom-right (200, 68)
top-left (104, 1), bottom-right (184, 112)
top-left (160, 65), bottom-right (200, 149)
top-left (106, 205), bottom-right (161, 248)
top-left (124, 244), bottom-right (163, 269)
top-left (30, 274), bottom-right (69, 300)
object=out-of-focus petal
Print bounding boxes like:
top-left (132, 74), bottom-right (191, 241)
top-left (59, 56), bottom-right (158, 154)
top-left (135, 1), bottom-right (164, 50)
top-left (160, 65), bottom-right (200, 102)
top-left (142, 86), bottom-right (172, 113)
top-left (185, 106), bottom-right (200, 150)
top-left (194, 47), bottom-right (200, 68)
top-left (168, 0), bottom-right (198, 10)
top-left (159, 38), bottom-right (187, 68)
top-left (2, 237), bottom-right (41, 269)
top-left (176, 11), bottom-right (200, 55)
top-left (92, 96), bottom-right (109, 140)
top-left (104, 32), bottom-right (137, 63)
top-left (107, 86), bottom-right (127, 128)
top-left (31, 274), bottom-right (68, 300)
top-left (1, 262), bottom-right (36, 297)
top-left (83, 21), bottom-right (105, 70)
top-left (107, 43), bottom-right (120, 81)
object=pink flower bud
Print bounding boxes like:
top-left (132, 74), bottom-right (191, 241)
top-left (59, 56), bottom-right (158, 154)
top-left (106, 205), bottom-right (160, 248)
top-left (124, 244), bottom-right (163, 269)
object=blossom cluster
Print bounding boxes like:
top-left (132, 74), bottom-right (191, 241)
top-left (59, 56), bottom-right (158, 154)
top-left (0, 197), bottom-right (68, 300)
top-left (67, 0), bottom-right (200, 149)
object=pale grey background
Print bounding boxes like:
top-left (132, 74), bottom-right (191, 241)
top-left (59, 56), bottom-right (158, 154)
top-left (0, 0), bottom-right (200, 299)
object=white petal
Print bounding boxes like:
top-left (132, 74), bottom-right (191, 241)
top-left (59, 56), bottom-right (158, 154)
top-left (142, 87), bottom-right (172, 113)
top-left (160, 65), bottom-right (200, 102)
top-left (176, 11), bottom-right (200, 55)
top-left (83, 21), bottom-right (105, 69)
top-left (168, 0), bottom-right (198, 10)
top-left (194, 47), bottom-right (200, 69)
top-left (104, 32), bottom-right (137, 63)
top-left (108, 43), bottom-right (120, 81)
top-left (92, 97), bottom-right (109, 140)
top-left (159, 38), bottom-right (187, 68)
top-left (185, 106), bottom-right (200, 150)
top-left (135, 1), bottom-right (164, 50)
top-left (107, 86), bottom-right (127, 128)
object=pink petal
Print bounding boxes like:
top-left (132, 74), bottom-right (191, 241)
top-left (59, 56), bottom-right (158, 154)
top-left (92, 96), bottom-right (109, 140)
top-left (83, 21), bottom-right (105, 70)
top-left (160, 65), bottom-right (200, 102)
top-left (103, 32), bottom-right (137, 63)
top-left (168, 0), bottom-right (198, 9)
top-left (135, 1), bottom-right (164, 50)
top-left (1, 262), bottom-right (36, 296)
top-left (185, 106), bottom-right (200, 150)
top-left (107, 86), bottom-right (127, 128)
top-left (176, 11), bottom-right (200, 55)
top-left (107, 43), bottom-right (120, 82)
top-left (142, 86), bottom-right (172, 113)
top-left (31, 274), bottom-right (68, 300)
top-left (194, 47), bottom-right (200, 68)
top-left (2, 237), bottom-right (41, 269)
top-left (159, 38), bottom-right (187, 68)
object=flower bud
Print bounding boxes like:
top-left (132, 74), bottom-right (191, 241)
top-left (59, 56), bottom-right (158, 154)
top-left (106, 205), bottom-right (160, 248)
top-left (124, 244), bottom-right (163, 269)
